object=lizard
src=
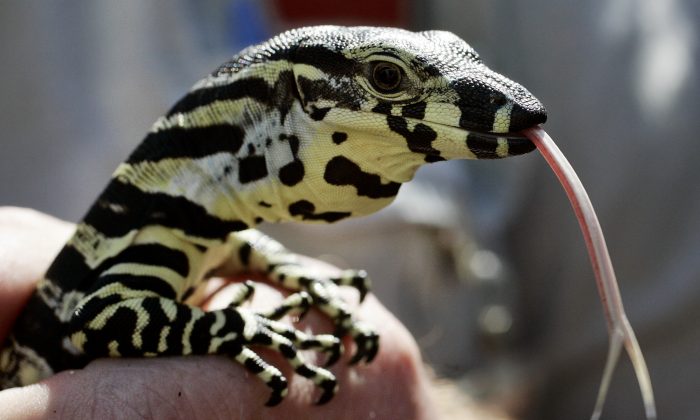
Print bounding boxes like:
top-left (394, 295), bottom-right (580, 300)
top-left (0, 25), bottom-right (546, 406)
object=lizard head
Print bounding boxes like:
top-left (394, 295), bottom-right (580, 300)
top-left (287, 26), bottom-right (546, 171)
top-left (165, 26), bottom-right (547, 223)
top-left (233, 25), bottom-right (546, 221)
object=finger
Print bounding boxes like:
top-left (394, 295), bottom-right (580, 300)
top-left (0, 207), bottom-right (73, 341)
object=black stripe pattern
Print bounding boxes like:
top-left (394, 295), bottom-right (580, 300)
top-left (2, 26), bottom-right (552, 406)
top-left (127, 125), bottom-right (245, 163)
top-left (84, 180), bottom-right (248, 240)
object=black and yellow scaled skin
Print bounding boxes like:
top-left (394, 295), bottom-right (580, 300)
top-left (0, 26), bottom-right (546, 405)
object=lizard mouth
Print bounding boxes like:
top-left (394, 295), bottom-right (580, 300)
top-left (402, 115), bottom-right (540, 159)
top-left (464, 128), bottom-right (536, 158)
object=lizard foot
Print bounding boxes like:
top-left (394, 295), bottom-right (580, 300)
top-left (238, 310), bottom-right (341, 405)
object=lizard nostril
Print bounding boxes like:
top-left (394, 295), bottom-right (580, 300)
top-left (489, 92), bottom-right (508, 107)
top-left (509, 102), bottom-right (548, 131)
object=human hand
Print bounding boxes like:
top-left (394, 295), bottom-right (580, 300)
top-left (0, 207), bottom-right (439, 419)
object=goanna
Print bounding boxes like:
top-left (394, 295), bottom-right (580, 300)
top-left (0, 26), bottom-right (546, 405)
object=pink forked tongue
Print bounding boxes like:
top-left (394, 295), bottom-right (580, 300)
top-left (523, 127), bottom-right (656, 420)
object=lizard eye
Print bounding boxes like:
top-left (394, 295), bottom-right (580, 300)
top-left (370, 61), bottom-right (403, 94)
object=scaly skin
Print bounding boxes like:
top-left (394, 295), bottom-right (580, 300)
top-left (0, 26), bottom-right (546, 405)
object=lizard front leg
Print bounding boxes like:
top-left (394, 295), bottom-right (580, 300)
top-left (217, 230), bottom-right (379, 365)
top-left (67, 238), bottom-right (341, 405)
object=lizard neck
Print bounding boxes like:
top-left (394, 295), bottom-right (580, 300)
top-left (112, 60), bottom-right (319, 229)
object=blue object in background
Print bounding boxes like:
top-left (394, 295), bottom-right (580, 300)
top-left (226, 0), bottom-right (271, 49)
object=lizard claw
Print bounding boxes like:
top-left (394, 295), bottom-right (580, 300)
top-left (348, 322), bottom-right (380, 365)
top-left (263, 375), bottom-right (289, 407)
top-left (323, 339), bottom-right (343, 367)
top-left (330, 270), bottom-right (372, 302)
top-left (243, 313), bottom-right (340, 405)
top-left (314, 376), bottom-right (339, 405)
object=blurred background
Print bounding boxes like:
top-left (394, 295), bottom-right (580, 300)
top-left (1, 1), bottom-right (698, 419)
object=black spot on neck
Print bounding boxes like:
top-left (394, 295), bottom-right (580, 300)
top-left (277, 133), bottom-right (305, 186)
top-left (309, 106), bottom-right (331, 121)
top-left (222, 165), bottom-right (234, 178)
top-left (238, 155), bottom-right (268, 183)
top-left (279, 160), bottom-right (304, 186)
top-left (288, 200), bottom-right (351, 223)
top-left (323, 156), bottom-right (400, 199)
top-left (332, 132), bottom-right (348, 144)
